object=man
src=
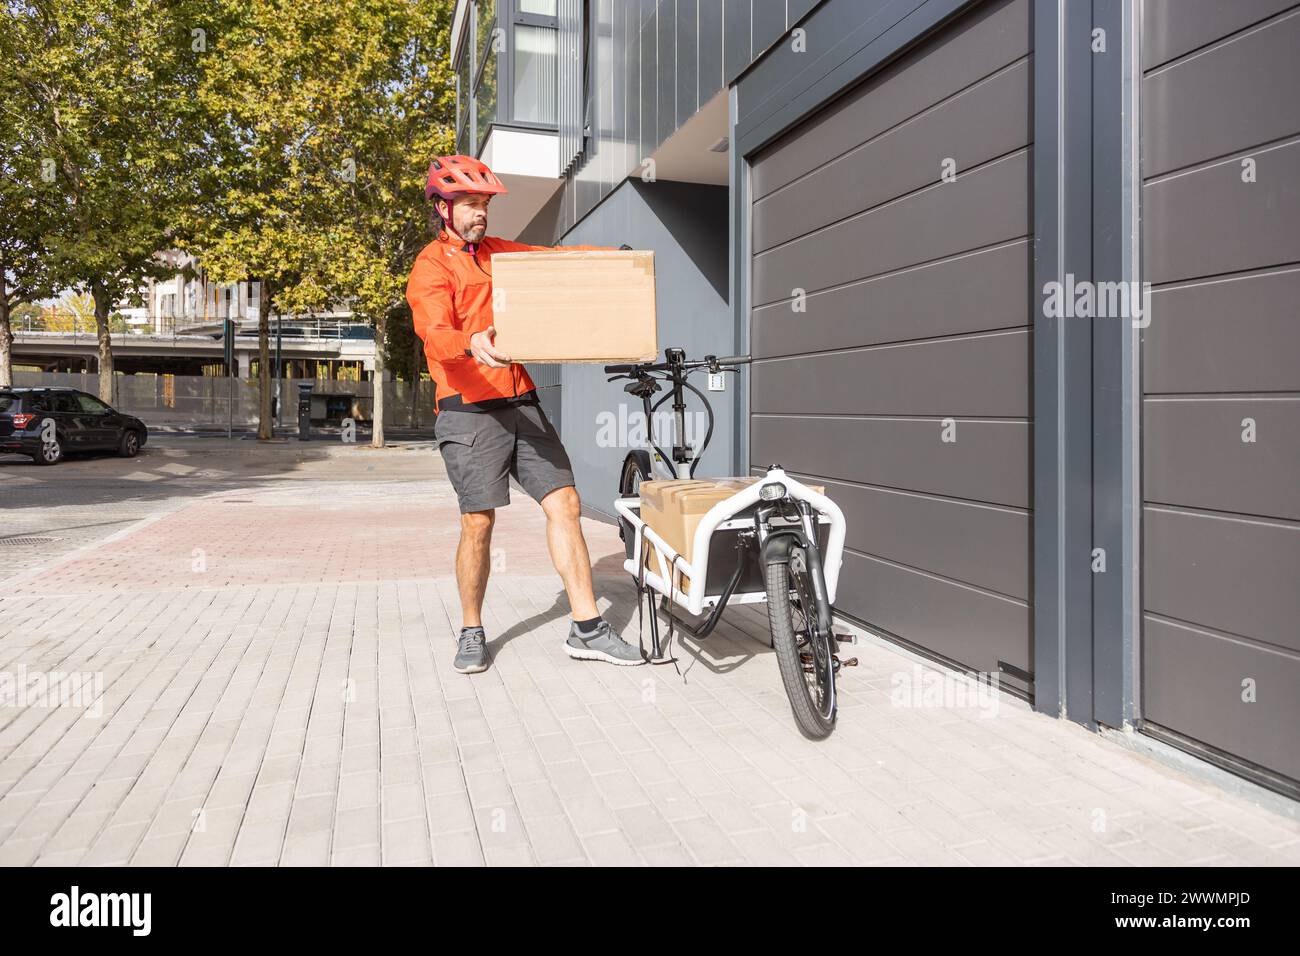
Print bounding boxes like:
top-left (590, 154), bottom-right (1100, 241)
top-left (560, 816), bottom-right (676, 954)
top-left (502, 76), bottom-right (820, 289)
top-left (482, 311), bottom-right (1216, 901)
top-left (407, 154), bottom-right (644, 674)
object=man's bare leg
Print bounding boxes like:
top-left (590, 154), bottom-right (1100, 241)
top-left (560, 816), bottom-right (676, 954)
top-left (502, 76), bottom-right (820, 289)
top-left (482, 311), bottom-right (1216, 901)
top-left (541, 486), bottom-right (644, 665)
top-left (538, 486), bottom-right (599, 620)
top-left (456, 509), bottom-right (495, 627)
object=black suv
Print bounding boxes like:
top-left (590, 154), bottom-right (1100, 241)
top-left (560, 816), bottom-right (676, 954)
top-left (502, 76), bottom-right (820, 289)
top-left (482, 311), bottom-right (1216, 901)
top-left (0, 387), bottom-right (148, 466)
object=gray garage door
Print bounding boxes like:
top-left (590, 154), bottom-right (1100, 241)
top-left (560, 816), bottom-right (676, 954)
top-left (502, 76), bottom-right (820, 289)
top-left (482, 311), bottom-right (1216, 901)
top-left (748, 0), bottom-right (1034, 687)
top-left (1140, 0), bottom-right (1300, 791)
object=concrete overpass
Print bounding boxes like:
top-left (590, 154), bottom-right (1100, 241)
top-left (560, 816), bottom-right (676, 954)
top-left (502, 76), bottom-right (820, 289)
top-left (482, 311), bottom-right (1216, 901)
top-left (11, 327), bottom-right (378, 378)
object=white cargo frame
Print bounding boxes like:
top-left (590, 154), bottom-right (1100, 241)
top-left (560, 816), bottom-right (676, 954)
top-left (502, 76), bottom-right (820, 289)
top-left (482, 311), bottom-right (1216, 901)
top-left (613, 468), bottom-right (848, 618)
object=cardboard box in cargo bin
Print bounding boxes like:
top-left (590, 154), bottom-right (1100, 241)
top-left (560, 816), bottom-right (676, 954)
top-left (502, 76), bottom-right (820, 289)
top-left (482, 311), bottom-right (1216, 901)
top-left (490, 249), bottom-right (657, 363)
top-left (638, 477), bottom-right (827, 589)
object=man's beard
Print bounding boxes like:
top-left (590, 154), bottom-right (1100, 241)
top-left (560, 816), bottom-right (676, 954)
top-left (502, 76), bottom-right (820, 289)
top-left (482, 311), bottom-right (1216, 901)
top-left (461, 221), bottom-right (487, 242)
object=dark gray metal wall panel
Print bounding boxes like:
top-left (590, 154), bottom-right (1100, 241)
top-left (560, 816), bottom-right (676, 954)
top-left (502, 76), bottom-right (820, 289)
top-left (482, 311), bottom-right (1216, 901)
top-left (1141, 0), bottom-right (1297, 70)
top-left (1144, 266), bottom-right (1300, 394)
top-left (752, 148), bottom-right (1030, 306)
top-left (657, 0), bottom-right (677, 146)
top-left (1143, 398), bottom-right (1300, 522)
top-left (751, 0), bottom-right (788, 56)
top-left (788, 471), bottom-right (1032, 599)
top-left (751, 330), bottom-right (1031, 417)
top-left (753, 57), bottom-right (1030, 251)
top-left (723, 0), bottom-right (753, 83)
top-left (737, 0), bottom-right (1016, 156)
top-left (1141, 9), bottom-right (1300, 177)
top-left (751, 416), bottom-right (1030, 508)
top-left (1143, 616), bottom-right (1300, 783)
top-left (641, 5), bottom-right (659, 155)
top-left (558, 0), bottom-right (586, 174)
top-left (677, 0), bottom-right (699, 126)
top-left (839, 550), bottom-right (1031, 675)
top-left (1140, 0), bottom-right (1300, 789)
top-left (611, 1), bottom-right (626, 162)
top-left (747, 0), bottom-right (1034, 680)
top-left (789, 0), bottom-right (821, 26)
top-left (1089, 0), bottom-right (1142, 731)
top-left (750, 0), bottom-right (1027, 197)
top-left (1145, 507), bottom-right (1300, 654)
top-left (740, 1), bottom-right (912, 129)
top-left (627, 2), bottom-right (642, 162)
top-left (1143, 138), bottom-right (1300, 285)
top-left (752, 239), bottom-right (1030, 357)
top-left (699, 0), bottom-right (725, 99)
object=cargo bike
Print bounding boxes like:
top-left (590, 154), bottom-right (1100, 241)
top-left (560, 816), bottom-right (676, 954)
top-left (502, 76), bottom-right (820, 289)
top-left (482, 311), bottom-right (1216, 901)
top-left (604, 348), bottom-right (855, 738)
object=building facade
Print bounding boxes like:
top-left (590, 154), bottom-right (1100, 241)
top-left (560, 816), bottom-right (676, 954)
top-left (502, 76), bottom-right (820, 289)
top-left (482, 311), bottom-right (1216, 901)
top-left (452, 0), bottom-right (1300, 800)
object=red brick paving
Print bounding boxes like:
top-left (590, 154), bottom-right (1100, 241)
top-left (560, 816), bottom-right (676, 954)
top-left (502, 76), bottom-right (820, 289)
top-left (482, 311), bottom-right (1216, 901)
top-left (13, 482), bottom-right (627, 595)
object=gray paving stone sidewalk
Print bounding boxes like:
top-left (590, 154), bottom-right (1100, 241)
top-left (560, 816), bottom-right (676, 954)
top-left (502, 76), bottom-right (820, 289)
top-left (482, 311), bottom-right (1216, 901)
top-left (1, 438), bottom-right (1297, 866)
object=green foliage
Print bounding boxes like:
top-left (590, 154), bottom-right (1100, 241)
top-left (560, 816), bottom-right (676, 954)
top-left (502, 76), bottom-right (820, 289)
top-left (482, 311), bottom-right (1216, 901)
top-left (1, 0), bottom-right (458, 401)
top-left (188, 0), bottom-right (457, 323)
top-left (4, 0), bottom-right (212, 306)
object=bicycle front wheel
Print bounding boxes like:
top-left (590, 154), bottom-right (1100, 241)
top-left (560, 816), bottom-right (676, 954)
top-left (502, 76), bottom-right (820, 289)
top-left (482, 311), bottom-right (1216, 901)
top-left (765, 547), bottom-right (836, 738)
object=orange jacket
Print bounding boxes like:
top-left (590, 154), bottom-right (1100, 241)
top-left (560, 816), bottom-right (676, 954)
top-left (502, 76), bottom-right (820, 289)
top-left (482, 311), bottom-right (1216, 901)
top-left (406, 229), bottom-right (606, 411)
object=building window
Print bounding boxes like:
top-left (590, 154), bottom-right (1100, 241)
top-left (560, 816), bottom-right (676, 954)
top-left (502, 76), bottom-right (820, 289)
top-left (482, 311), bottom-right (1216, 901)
top-left (475, 41), bottom-right (498, 144)
top-left (513, 23), bottom-right (557, 124)
top-left (476, 0), bottom-right (496, 70)
top-left (461, 0), bottom-right (561, 154)
top-left (457, 49), bottom-right (472, 151)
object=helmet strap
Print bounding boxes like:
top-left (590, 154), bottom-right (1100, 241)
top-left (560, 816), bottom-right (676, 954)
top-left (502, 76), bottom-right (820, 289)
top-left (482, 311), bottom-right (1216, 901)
top-left (440, 196), bottom-right (480, 253)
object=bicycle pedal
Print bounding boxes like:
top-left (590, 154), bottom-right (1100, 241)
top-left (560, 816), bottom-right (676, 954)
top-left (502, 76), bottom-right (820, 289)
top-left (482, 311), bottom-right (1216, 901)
top-left (832, 656), bottom-right (859, 669)
top-left (833, 632), bottom-right (856, 645)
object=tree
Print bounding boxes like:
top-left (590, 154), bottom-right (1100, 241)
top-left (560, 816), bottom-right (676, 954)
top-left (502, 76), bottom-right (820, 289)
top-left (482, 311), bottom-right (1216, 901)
top-left (190, 0), bottom-right (455, 445)
top-left (0, 202), bottom-right (56, 386)
top-left (42, 291), bottom-right (96, 333)
top-left (0, 7), bottom-right (59, 387)
top-left (292, 0), bottom-right (455, 446)
top-left (6, 0), bottom-right (209, 401)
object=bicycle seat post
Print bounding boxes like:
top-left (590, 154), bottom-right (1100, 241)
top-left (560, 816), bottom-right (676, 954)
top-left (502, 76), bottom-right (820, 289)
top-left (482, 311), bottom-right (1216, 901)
top-left (663, 349), bottom-right (692, 472)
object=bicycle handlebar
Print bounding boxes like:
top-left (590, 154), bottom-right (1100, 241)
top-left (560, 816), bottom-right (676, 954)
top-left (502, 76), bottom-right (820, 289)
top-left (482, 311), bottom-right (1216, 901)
top-left (603, 353), bottom-right (752, 375)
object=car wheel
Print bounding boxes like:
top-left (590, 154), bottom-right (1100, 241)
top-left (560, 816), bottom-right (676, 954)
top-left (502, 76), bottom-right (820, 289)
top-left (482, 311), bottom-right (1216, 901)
top-left (34, 435), bottom-right (63, 466)
top-left (118, 429), bottom-right (141, 458)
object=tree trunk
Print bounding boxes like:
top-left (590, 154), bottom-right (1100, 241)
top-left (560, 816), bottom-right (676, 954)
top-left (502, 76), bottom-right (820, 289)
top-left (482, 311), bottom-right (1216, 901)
top-left (257, 278), bottom-right (272, 440)
top-left (0, 270), bottom-right (12, 388)
top-left (410, 342), bottom-right (420, 429)
top-left (91, 282), bottom-right (114, 403)
top-left (0, 296), bottom-right (13, 389)
top-left (371, 313), bottom-right (386, 448)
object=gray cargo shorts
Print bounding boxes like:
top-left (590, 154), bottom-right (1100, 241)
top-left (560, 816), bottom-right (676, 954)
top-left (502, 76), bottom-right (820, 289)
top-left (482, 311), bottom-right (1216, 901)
top-left (434, 400), bottom-right (576, 514)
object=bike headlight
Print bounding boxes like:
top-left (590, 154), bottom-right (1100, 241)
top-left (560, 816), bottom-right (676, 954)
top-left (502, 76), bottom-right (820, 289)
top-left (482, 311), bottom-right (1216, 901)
top-left (759, 482), bottom-right (786, 501)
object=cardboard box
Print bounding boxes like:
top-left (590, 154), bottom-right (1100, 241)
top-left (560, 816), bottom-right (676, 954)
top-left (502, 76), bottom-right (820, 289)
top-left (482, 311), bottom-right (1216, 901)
top-left (491, 249), bottom-right (657, 363)
top-left (638, 478), bottom-right (749, 589)
top-left (638, 477), bottom-right (827, 589)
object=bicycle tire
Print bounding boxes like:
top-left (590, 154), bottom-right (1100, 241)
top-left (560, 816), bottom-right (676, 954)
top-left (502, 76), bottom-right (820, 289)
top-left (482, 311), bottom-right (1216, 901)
top-left (765, 553), bottom-right (836, 739)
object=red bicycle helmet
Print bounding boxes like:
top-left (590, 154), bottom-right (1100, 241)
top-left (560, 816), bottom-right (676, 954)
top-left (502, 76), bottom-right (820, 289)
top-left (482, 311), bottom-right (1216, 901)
top-left (424, 154), bottom-right (509, 201)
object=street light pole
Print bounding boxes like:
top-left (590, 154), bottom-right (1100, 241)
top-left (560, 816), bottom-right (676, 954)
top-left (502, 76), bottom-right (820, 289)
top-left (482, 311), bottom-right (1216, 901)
top-left (224, 317), bottom-right (234, 440)
top-left (275, 311), bottom-right (282, 427)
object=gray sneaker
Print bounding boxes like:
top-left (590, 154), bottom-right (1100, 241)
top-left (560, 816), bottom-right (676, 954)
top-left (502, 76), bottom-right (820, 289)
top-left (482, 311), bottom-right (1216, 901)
top-left (454, 627), bottom-right (490, 674)
top-left (564, 619), bottom-right (644, 666)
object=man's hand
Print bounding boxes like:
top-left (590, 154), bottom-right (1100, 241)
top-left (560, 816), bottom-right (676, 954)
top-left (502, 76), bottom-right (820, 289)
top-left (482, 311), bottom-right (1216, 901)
top-left (469, 326), bottom-right (512, 368)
